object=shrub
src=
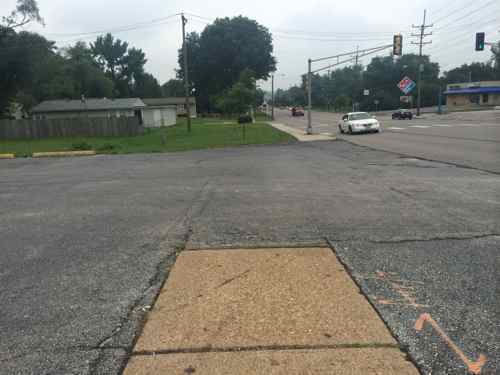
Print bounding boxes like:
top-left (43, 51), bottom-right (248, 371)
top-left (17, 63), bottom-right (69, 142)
top-left (238, 115), bottom-right (252, 124)
top-left (71, 142), bottom-right (92, 151)
top-left (96, 143), bottom-right (116, 152)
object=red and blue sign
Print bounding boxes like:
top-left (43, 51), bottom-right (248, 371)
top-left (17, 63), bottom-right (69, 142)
top-left (398, 76), bottom-right (416, 95)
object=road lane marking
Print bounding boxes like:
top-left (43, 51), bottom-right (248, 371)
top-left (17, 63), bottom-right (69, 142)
top-left (409, 125), bottom-right (430, 128)
top-left (415, 313), bottom-right (487, 374)
top-left (433, 124), bottom-right (452, 127)
top-left (388, 127), bottom-right (405, 130)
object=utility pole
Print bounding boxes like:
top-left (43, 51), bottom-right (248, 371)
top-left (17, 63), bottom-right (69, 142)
top-left (181, 13), bottom-right (192, 132)
top-left (355, 45), bottom-right (359, 65)
top-left (411, 9), bottom-right (433, 117)
top-left (271, 74), bottom-right (275, 121)
top-left (307, 59), bottom-right (312, 135)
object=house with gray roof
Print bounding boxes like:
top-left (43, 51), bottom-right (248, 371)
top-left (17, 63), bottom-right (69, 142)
top-left (143, 97), bottom-right (197, 118)
top-left (31, 98), bottom-right (146, 123)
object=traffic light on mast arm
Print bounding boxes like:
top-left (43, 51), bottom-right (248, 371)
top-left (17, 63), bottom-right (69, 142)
top-left (475, 32), bottom-right (485, 51)
top-left (393, 34), bottom-right (403, 56)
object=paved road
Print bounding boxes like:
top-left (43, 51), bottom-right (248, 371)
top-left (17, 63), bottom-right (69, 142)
top-left (275, 109), bottom-right (500, 173)
top-left (1, 141), bottom-right (499, 374)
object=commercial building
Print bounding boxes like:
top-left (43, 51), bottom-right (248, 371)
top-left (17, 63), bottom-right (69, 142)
top-left (444, 81), bottom-right (500, 110)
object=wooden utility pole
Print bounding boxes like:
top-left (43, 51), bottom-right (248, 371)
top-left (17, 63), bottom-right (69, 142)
top-left (411, 10), bottom-right (433, 117)
top-left (181, 13), bottom-right (191, 132)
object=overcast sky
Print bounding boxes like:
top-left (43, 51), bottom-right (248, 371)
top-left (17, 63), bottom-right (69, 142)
top-left (2, 0), bottom-right (499, 91)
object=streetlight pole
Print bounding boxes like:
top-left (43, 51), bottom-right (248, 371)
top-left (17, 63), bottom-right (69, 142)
top-left (271, 74), bottom-right (275, 121)
top-left (411, 9), bottom-right (433, 117)
top-left (181, 13), bottom-right (191, 132)
top-left (307, 59), bottom-right (312, 135)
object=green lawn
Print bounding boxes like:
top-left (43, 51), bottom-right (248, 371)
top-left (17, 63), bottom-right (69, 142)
top-left (0, 118), bottom-right (295, 157)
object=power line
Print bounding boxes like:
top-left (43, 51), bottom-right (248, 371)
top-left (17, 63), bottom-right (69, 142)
top-left (272, 33), bottom-right (402, 43)
top-left (43, 13), bottom-right (181, 38)
top-left (436, 0), bottom-right (498, 29)
top-left (427, 20), bottom-right (499, 54)
top-left (431, 0), bottom-right (480, 24)
top-left (434, 16), bottom-right (500, 32)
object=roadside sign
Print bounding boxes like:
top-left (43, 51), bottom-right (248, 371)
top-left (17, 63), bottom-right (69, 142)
top-left (397, 76), bottom-right (416, 95)
top-left (400, 96), bottom-right (411, 103)
top-left (363, 89), bottom-right (370, 96)
top-left (374, 99), bottom-right (380, 104)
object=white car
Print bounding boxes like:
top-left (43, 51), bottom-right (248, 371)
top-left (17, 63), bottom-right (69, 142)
top-left (338, 112), bottom-right (380, 134)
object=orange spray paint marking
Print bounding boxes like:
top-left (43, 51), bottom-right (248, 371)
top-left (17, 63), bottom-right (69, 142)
top-left (415, 313), bottom-right (487, 374)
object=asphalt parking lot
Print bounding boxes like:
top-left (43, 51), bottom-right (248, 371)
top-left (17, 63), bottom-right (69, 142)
top-left (1, 138), bottom-right (499, 374)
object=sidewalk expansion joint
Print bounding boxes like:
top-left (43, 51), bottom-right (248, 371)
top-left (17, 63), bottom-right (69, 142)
top-left (131, 343), bottom-right (400, 357)
top-left (185, 241), bottom-right (330, 251)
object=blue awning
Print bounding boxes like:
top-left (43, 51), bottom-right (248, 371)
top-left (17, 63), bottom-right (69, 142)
top-left (444, 87), bottom-right (500, 95)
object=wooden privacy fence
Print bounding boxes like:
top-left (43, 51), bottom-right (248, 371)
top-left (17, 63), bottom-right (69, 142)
top-left (0, 117), bottom-right (142, 140)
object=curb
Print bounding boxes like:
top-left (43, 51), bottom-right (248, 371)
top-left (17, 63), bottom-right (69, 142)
top-left (0, 153), bottom-right (15, 159)
top-left (32, 151), bottom-right (97, 158)
top-left (269, 122), bottom-right (336, 142)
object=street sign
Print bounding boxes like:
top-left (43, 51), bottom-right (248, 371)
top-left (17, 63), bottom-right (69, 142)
top-left (398, 76), bottom-right (416, 95)
top-left (400, 96), bottom-right (411, 103)
top-left (363, 89), bottom-right (370, 96)
top-left (374, 99), bottom-right (380, 105)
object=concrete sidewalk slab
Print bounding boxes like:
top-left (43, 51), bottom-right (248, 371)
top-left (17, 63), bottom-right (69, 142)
top-left (270, 122), bottom-right (335, 141)
top-left (123, 348), bottom-right (419, 375)
top-left (133, 248), bottom-right (396, 352)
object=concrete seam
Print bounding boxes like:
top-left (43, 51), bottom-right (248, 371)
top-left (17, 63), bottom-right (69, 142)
top-left (130, 343), bottom-right (400, 357)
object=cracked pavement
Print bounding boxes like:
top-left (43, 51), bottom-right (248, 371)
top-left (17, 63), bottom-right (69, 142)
top-left (0, 139), bottom-right (499, 374)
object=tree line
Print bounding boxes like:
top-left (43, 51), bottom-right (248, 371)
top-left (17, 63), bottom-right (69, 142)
top-left (275, 48), bottom-right (500, 112)
top-left (0, 0), bottom-right (182, 117)
top-left (2, 0), bottom-right (499, 117)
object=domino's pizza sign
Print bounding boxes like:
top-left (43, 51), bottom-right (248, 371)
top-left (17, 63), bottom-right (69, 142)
top-left (397, 76), bottom-right (416, 95)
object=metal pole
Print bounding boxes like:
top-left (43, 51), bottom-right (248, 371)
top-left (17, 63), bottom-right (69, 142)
top-left (307, 59), bottom-right (312, 135)
top-left (416, 9), bottom-right (426, 117)
top-left (181, 13), bottom-right (191, 132)
top-left (438, 86), bottom-right (442, 114)
top-left (271, 74), bottom-right (275, 121)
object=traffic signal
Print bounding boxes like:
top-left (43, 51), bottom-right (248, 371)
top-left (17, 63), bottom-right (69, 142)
top-left (393, 34), bottom-right (403, 56)
top-left (475, 32), bottom-right (485, 51)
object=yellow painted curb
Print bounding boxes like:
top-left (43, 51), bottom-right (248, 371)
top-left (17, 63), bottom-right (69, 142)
top-left (0, 153), bottom-right (15, 159)
top-left (32, 150), bottom-right (96, 158)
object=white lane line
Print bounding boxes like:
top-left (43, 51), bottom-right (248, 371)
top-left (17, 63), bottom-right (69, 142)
top-left (433, 124), bottom-right (452, 127)
top-left (388, 127), bottom-right (405, 130)
top-left (409, 125), bottom-right (431, 128)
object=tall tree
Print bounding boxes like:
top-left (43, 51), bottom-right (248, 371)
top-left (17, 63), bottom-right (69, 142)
top-left (215, 68), bottom-right (258, 115)
top-left (91, 33), bottom-right (128, 82)
top-left (1, 0), bottom-right (43, 34)
top-left (162, 79), bottom-right (185, 97)
top-left (63, 42), bottom-right (114, 98)
top-left (0, 31), bottom-right (57, 113)
top-left (90, 34), bottom-right (150, 97)
top-left (444, 62), bottom-right (499, 83)
top-left (179, 16), bottom-right (276, 112)
top-left (1, 0), bottom-right (45, 113)
top-left (132, 73), bottom-right (162, 98)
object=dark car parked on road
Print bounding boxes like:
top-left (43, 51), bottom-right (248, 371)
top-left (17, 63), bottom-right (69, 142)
top-left (291, 107), bottom-right (305, 117)
top-left (392, 109), bottom-right (413, 120)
